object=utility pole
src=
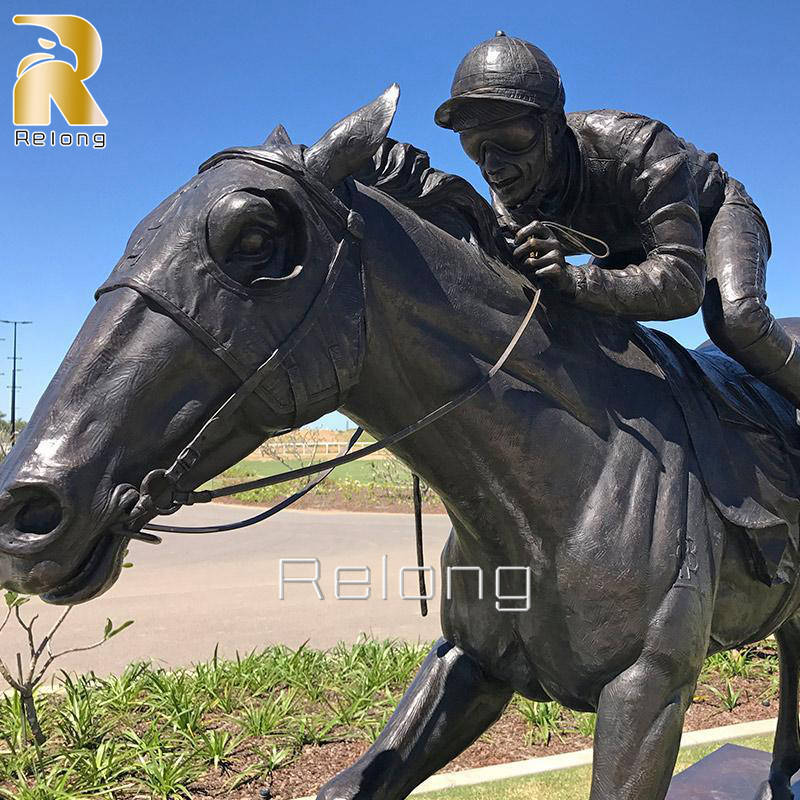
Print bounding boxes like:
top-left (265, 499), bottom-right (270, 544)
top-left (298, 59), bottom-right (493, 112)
top-left (1, 320), bottom-right (32, 447)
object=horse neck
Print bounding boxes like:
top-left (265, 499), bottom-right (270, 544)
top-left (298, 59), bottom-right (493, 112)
top-left (342, 186), bottom-right (600, 460)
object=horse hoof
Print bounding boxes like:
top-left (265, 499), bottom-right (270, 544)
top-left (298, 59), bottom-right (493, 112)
top-left (753, 780), bottom-right (773, 800)
top-left (753, 778), bottom-right (794, 800)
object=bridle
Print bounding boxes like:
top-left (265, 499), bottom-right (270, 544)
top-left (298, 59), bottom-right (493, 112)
top-left (107, 148), bottom-right (542, 547)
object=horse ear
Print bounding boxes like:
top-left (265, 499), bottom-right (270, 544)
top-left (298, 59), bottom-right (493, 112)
top-left (264, 124), bottom-right (292, 147)
top-left (305, 84), bottom-right (400, 188)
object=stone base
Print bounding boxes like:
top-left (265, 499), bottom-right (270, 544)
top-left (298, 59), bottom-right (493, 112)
top-left (667, 743), bottom-right (798, 799)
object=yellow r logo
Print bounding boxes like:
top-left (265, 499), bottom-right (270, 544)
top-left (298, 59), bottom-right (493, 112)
top-left (13, 14), bottom-right (107, 126)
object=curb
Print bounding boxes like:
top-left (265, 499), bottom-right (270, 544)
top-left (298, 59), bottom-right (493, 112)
top-left (293, 717), bottom-right (777, 799)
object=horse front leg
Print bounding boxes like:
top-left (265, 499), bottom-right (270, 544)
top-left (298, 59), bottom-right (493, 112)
top-left (589, 585), bottom-right (710, 800)
top-left (754, 614), bottom-right (800, 800)
top-left (316, 638), bottom-right (512, 800)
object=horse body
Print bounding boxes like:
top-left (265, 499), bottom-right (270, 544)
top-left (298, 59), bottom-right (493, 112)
top-left (0, 87), bottom-right (798, 798)
top-left (343, 182), bottom-right (790, 709)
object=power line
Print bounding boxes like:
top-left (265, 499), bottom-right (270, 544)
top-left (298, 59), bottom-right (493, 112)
top-left (0, 320), bottom-right (32, 447)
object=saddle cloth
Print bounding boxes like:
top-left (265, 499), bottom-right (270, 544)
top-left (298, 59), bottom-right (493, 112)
top-left (636, 326), bottom-right (800, 586)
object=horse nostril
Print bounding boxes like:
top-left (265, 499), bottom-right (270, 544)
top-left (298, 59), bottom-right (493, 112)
top-left (15, 492), bottom-right (63, 536)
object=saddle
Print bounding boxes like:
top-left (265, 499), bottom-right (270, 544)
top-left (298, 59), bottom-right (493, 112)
top-left (636, 325), bottom-right (800, 586)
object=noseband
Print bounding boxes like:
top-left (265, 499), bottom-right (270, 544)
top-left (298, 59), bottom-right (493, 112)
top-left (108, 150), bottom-right (542, 545)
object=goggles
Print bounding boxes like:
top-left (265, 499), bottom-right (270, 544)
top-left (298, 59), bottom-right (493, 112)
top-left (459, 115), bottom-right (544, 164)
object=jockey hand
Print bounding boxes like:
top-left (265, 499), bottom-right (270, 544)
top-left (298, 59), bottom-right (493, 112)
top-left (513, 221), bottom-right (578, 297)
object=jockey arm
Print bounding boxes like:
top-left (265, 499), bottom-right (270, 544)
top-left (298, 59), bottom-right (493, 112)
top-left (518, 121), bottom-right (707, 322)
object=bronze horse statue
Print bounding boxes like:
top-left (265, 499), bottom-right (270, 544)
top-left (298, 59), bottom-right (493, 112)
top-left (1, 86), bottom-right (800, 800)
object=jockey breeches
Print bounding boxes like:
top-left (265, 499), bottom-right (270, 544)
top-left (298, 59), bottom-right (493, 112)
top-left (701, 179), bottom-right (800, 408)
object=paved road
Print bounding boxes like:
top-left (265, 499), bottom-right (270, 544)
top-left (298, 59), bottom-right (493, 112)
top-left (0, 506), bottom-right (451, 678)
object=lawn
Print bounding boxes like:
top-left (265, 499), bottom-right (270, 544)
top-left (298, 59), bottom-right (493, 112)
top-left (224, 458), bottom-right (395, 484)
top-left (204, 455), bottom-right (444, 513)
top-left (419, 735), bottom-right (774, 800)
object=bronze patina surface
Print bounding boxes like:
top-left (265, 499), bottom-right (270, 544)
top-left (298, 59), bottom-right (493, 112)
top-left (1, 45), bottom-right (799, 800)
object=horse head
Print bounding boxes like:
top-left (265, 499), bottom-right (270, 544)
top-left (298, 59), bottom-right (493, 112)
top-left (0, 85), bottom-right (400, 604)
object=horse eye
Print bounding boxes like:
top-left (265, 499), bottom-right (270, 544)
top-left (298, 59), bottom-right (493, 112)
top-left (234, 227), bottom-right (273, 257)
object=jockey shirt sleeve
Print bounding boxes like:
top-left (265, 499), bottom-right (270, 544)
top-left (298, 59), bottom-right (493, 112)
top-left (571, 120), bottom-right (706, 321)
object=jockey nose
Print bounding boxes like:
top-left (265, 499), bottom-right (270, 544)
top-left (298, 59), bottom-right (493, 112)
top-left (483, 147), bottom-right (505, 176)
top-left (0, 484), bottom-right (68, 553)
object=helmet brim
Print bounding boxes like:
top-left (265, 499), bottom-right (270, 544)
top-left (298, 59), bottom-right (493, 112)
top-left (434, 90), bottom-right (549, 130)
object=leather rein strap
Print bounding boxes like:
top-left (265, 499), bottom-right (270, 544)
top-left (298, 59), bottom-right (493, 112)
top-left (117, 283), bottom-right (541, 544)
top-left (188, 285), bottom-right (541, 503)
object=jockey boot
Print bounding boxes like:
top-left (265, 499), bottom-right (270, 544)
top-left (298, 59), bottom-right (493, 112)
top-left (756, 339), bottom-right (800, 411)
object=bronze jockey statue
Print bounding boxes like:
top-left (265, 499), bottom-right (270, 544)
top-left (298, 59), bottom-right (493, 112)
top-left (435, 32), bottom-right (800, 410)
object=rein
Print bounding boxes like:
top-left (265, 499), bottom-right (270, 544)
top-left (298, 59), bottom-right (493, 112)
top-left (112, 283), bottom-right (541, 544)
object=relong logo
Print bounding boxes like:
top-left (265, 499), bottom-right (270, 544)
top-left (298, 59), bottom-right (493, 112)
top-left (13, 14), bottom-right (107, 127)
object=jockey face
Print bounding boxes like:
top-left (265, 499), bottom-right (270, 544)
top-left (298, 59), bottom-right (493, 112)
top-left (459, 112), bottom-right (548, 208)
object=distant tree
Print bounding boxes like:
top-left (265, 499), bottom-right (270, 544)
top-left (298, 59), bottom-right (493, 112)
top-left (0, 412), bottom-right (27, 460)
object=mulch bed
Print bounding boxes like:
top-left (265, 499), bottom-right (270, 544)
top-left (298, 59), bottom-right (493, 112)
top-left (207, 670), bottom-right (776, 799)
top-left (0, 645), bottom-right (779, 799)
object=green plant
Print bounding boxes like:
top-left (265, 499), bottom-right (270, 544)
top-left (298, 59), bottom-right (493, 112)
top-left (581, 713), bottom-right (597, 738)
top-left (223, 648), bottom-right (282, 698)
top-left (0, 691), bottom-right (29, 757)
top-left (122, 722), bottom-right (176, 756)
top-left (708, 678), bottom-right (743, 712)
top-left (0, 745), bottom-right (120, 800)
top-left (270, 644), bottom-right (329, 701)
top-left (262, 743), bottom-right (293, 771)
top-left (235, 690), bottom-right (296, 737)
top-left (93, 662), bottom-right (149, 716)
top-left (718, 649), bottom-right (752, 679)
top-left (760, 668), bottom-right (780, 701)
top-left (0, 591), bottom-right (132, 746)
top-left (516, 699), bottom-right (563, 746)
top-left (207, 681), bottom-right (244, 714)
top-left (1, 766), bottom-right (82, 800)
top-left (191, 646), bottom-right (225, 697)
top-left (135, 751), bottom-right (201, 800)
top-left (144, 670), bottom-right (207, 735)
top-left (68, 740), bottom-right (134, 789)
top-left (0, 414), bottom-right (27, 463)
top-left (55, 674), bottom-right (113, 750)
top-left (196, 729), bottom-right (242, 771)
top-left (287, 711), bottom-right (340, 748)
top-left (702, 647), bottom-right (760, 683)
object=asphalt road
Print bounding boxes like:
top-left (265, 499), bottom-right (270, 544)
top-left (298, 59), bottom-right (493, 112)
top-left (0, 506), bottom-right (451, 679)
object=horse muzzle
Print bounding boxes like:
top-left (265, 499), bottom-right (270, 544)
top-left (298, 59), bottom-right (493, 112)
top-left (0, 478), bottom-right (129, 603)
top-left (0, 482), bottom-right (71, 554)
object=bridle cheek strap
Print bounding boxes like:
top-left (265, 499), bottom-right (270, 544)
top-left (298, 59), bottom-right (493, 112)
top-left (117, 220), bottom-right (366, 534)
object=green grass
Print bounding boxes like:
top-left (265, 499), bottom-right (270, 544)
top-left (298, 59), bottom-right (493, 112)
top-left (226, 458), bottom-right (395, 484)
top-left (205, 455), bottom-right (429, 506)
top-left (419, 734), bottom-right (773, 800)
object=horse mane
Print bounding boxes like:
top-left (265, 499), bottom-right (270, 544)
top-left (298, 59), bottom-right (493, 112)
top-left (354, 138), bottom-right (506, 260)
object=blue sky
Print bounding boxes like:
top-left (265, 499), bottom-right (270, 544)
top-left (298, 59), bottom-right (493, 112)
top-left (2, 0), bottom-right (798, 429)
